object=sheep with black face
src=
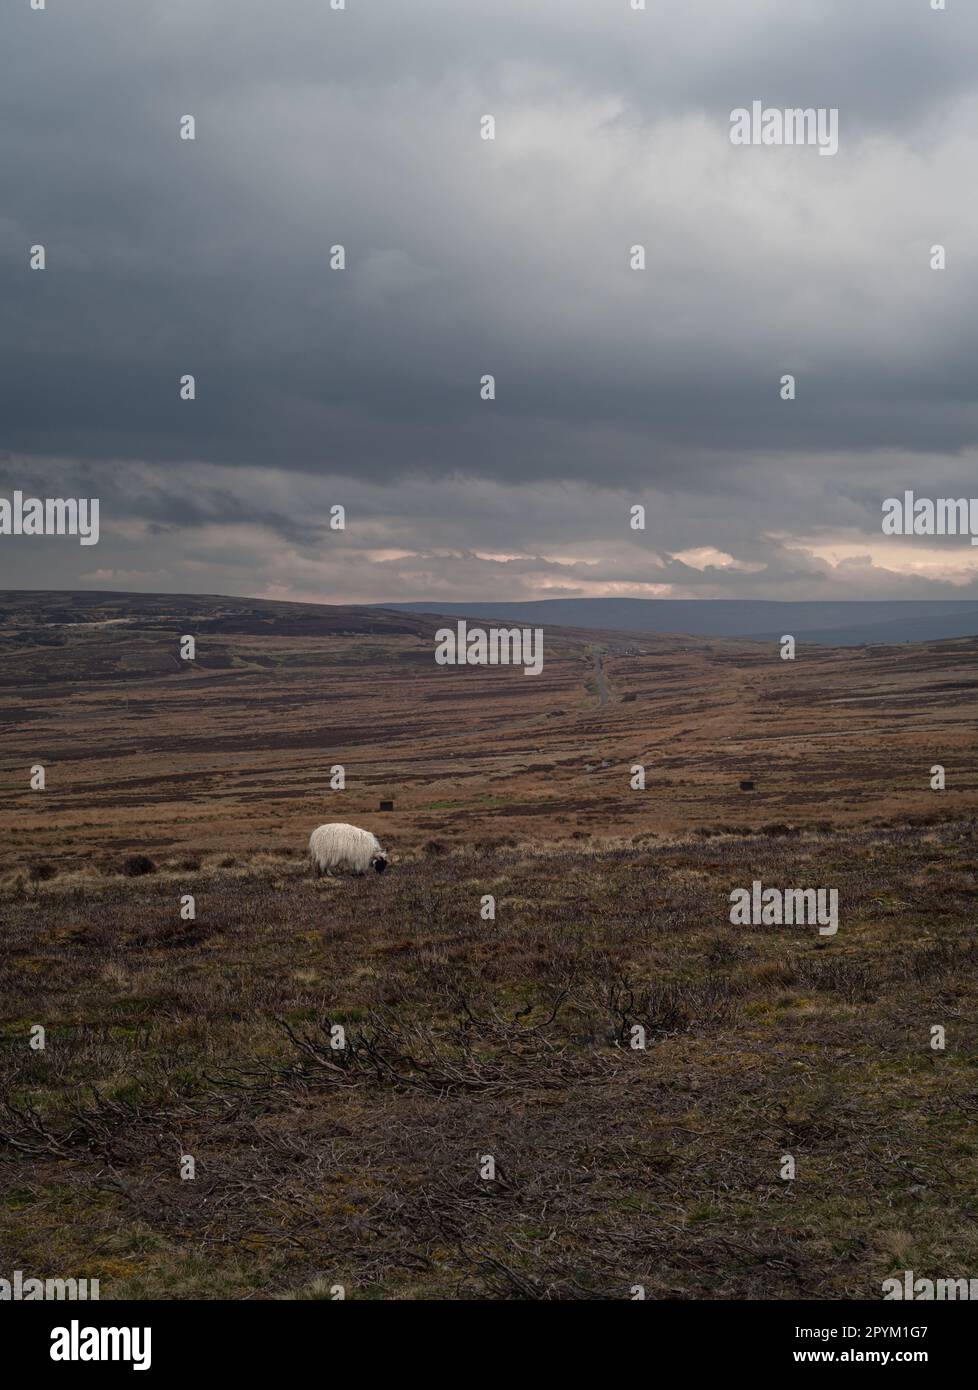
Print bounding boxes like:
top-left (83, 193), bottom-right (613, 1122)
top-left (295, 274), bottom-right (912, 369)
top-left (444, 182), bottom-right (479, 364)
top-left (309, 823), bottom-right (388, 877)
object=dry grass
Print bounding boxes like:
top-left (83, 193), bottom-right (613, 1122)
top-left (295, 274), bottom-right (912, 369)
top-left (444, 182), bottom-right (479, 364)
top-left (2, 593), bottom-right (977, 1298)
top-left (2, 822), bottom-right (977, 1300)
top-left (2, 591), bottom-right (978, 876)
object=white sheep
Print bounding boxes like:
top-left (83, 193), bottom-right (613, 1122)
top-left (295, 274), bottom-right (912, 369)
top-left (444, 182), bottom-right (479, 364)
top-left (309, 822), bottom-right (389, 877)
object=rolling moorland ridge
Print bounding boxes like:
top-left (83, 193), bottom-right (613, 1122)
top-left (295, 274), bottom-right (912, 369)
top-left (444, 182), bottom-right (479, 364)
top-left (384, 598), bottom-right (978, 649)
top-left (1, 588), bottom-right (977, 863)
top-left (0, 590), bottom-right (977, 1298)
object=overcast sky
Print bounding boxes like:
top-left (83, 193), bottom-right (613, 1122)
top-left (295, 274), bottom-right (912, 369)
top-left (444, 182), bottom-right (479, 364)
top-left (2, 0), bottom-right (978, 604)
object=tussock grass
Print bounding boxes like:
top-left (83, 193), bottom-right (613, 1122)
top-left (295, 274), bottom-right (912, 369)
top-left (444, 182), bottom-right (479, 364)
top-left (1, 821), bottom-right (977, 1300)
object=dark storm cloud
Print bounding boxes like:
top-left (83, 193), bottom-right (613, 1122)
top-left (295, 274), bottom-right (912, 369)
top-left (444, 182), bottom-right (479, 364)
top-left (2, 0), bottom-right (977, 599)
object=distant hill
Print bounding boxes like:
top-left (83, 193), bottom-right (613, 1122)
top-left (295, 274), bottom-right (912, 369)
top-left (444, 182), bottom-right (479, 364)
top-left (0, 589), bottom-right (445, 641)
top-left (0, 590), bottom-right (695, 653)
top-left (6, 590), bottom-right (978, 648)
top-left (1, 587), bottom-right (976, 865)
top-left (380, 598), bottom-right (978, 646)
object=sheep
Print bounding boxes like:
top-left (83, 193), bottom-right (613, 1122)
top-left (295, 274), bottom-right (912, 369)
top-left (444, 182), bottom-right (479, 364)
top-left (309, 822), bottom-right (388, 878)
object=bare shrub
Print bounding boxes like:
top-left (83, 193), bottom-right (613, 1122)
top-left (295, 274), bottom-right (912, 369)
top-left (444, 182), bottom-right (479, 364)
top-left (120, 854), bottom-right (155, 878)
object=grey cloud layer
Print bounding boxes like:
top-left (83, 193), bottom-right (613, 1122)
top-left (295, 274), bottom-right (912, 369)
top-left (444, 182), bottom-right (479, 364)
top-left (2, 0), bottom-right (977, 599)
top-left (2, 457), bottom-right (976, 606)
